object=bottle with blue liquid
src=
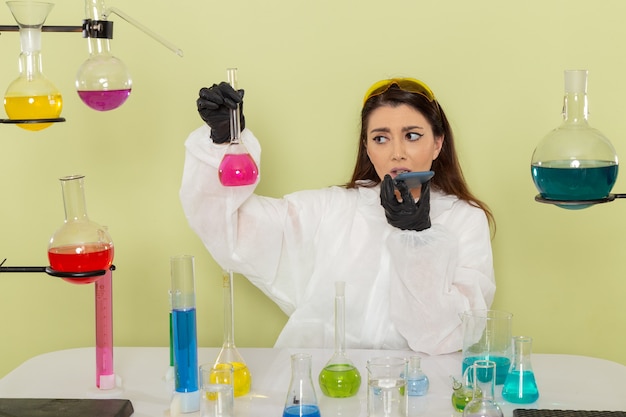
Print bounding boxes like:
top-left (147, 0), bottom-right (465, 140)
top-left (502, 336), bottom-right (539, 404)
top-left (531, 69), bottom-right (619, 209)
top-left (170, 255), bottom-right (200, 413)
top-left (406, 356), bottom-right (429, 396)
top-left (283, 353), bottom-right (321, 417)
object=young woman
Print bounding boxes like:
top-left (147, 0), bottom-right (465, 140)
top-left (180, 77), bottom-right (495, 354)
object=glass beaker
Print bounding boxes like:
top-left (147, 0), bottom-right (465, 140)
top-left (460, 310), bottom-right (512, 385)
top-left (170, 255), bottom-right (200, 413)
top-left (531, 70), bottom-right (618, 209)
top-left (502, 336), bottom-right (539, 404)
top-left (366, 356), bottom-right (408, 417)
top-left (75, 0), bottom-right (132, 111)
top-left (218, 68), bottom-right (259, 187)
top-left (283, 353), bottom-right (321, 417)
top-left (213, 270), bottom-right (251, 397)
top-left (3, 1), bottom-right (62, 131)
top-left (319, 281), bottom-right (361, 398)
top-left (463, 360), bottom-right (503, 417)
top-left (48, 175), bottom-right (114, 284)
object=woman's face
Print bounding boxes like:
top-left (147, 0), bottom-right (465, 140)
top-left (366, 104), bottom-right (443, 193)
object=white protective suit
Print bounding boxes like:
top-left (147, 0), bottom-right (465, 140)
top-left (180, 125), bottom-right (495, 355)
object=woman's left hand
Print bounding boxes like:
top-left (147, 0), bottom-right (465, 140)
top-left (380, 174), bottom-right (431, 231)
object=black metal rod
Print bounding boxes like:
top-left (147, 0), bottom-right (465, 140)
top-left (0, 25), bottom-right (82, 32)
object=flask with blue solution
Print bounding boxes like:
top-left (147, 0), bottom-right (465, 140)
top-left (406, 356), bottom-right (429, 396)
top-left (283, 353), bottom-right (321, 417)
top-left (502, 336), bottom-right (539, 404)
top-left (531, 69), bottom-right (619, 209)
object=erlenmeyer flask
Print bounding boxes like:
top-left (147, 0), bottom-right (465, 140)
top-left (3, 1), bottom-right (62, 131)
top-left (463, 360), bottom-right (503, 417)
top-left (283, 353), bottom-right (321, 417)
top-left (48, 175), bottom-right (114, 284)
top-left (531, 70), bottom-right (619, 209)
top-left (502, 336), bottom-right (539, 404)
top-left (213, 270), bottom-right (251, 397)
top-left (218, 68), bottom-right (259, 187)
top-left (75, 0), bottom-right (132, 111)
top-left (319, 281), bottom-right (361, 398)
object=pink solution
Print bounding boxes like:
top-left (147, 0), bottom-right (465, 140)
top-left (95, 269), bottom-right (115, 389)
top-left (77, 89), bottom-right (131, 111)
top-left (219, 153), bottom-right (259, 186)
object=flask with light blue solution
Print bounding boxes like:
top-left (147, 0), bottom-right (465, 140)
top-left (283, 353), bottom-right (321, 417)
top-left (502, 336), bottom-right (539, 404)
top-left (406, 356), bottom-right (429, 396)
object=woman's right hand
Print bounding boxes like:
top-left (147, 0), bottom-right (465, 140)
top-left (197, 82), bottom-right (245, 144)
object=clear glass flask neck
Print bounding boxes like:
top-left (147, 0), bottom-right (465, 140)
top-left (561, 70), bottom-right (589, 126)
top-left (61, 175), bottom-right (90, 222)
top-left (214, 270), bottom-right (251, 397)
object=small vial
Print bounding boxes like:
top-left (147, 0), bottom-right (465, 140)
top-left (407, 356), bottom-right (429, 396)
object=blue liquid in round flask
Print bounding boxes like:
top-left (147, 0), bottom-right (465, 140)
top-left (531, 70), bottom-right (618, 210)
top-left (502, 336), bottom-right (539, 404)
top-left (406, 356), bottom-right (429, 396)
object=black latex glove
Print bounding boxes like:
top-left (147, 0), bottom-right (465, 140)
top-left (197, 82), bottom-right (246, 144)
top-left (380, 174), bottom-right (431, 231)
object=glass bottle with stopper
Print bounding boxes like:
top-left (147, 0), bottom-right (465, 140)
top-left (3, 1), bottom-right (62, 131)
top-left (318, 281), bottom-right (361, 398)
top-left (47, 174), bottom-right (114, 284)
top-left (531, 69), bottom-right (619, 209)
top-left (212, 269), bottom-right (251, 397)
top-left (218, 68), bottom-right (259, 186)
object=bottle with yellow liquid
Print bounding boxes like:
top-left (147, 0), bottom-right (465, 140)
top-left (3, 1), bottom-right (63, 131)
top-left (213, 269), bottom-right (251, 397)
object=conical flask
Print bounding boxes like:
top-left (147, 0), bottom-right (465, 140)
top-left (283, 353), bottom-right (321, 417)
top-left (3, 1), bottom-right (62, 131)
top-left (531, 70), bottom-right (619, 209)
top-left (213, 269), bottom-right (251, 397)
top-left (319, 281), bottom-right (361, 398)
top-left (75, 0), bottom-right (132, 111)
top-left (502, 336), bottom-right (539, 404)
top-left (48, 175), bottom-right (114, 284)
top-left (463, 360), bottom-right (503, 417)
top-left (218, 68), bottom-right (259, 186)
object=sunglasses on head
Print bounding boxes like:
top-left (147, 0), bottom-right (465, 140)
top-left (363, 77), bottom-right (436, 105)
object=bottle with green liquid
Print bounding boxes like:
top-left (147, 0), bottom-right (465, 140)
top-left (318, 281), bottom-right (361, 398)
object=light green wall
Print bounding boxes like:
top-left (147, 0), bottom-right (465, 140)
top-left (1, 0), bottom-right (625, 377)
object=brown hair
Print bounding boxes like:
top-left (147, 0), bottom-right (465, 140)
top-left (345, 85), bottom-right (495, 232)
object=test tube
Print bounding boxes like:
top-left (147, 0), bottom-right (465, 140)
top-left (95, 268), bottom-right (115, 389)
top-left (170, 255), bottom-right (200, 413)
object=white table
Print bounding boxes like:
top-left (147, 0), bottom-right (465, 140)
top-left (0, 347), bottom-right (624, 417)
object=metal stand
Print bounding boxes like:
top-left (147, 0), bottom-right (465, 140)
top-left (0, 259), bottom-right (117, 390)
top-left (535, 193), bottom-right (626, 207)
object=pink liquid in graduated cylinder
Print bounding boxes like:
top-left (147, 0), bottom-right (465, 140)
top-left (96, 269), bottom-right (114, 389)
top-left (219, 153), bottom-right (259, 186)
top-left (77, 89), bottom-right (131, 111)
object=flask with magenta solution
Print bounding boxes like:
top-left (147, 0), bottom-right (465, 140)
top-left (170, 255), bottom-right (200, 413)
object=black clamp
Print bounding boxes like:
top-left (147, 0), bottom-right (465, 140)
top-left (82, 19), bottom-right (114, 39)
